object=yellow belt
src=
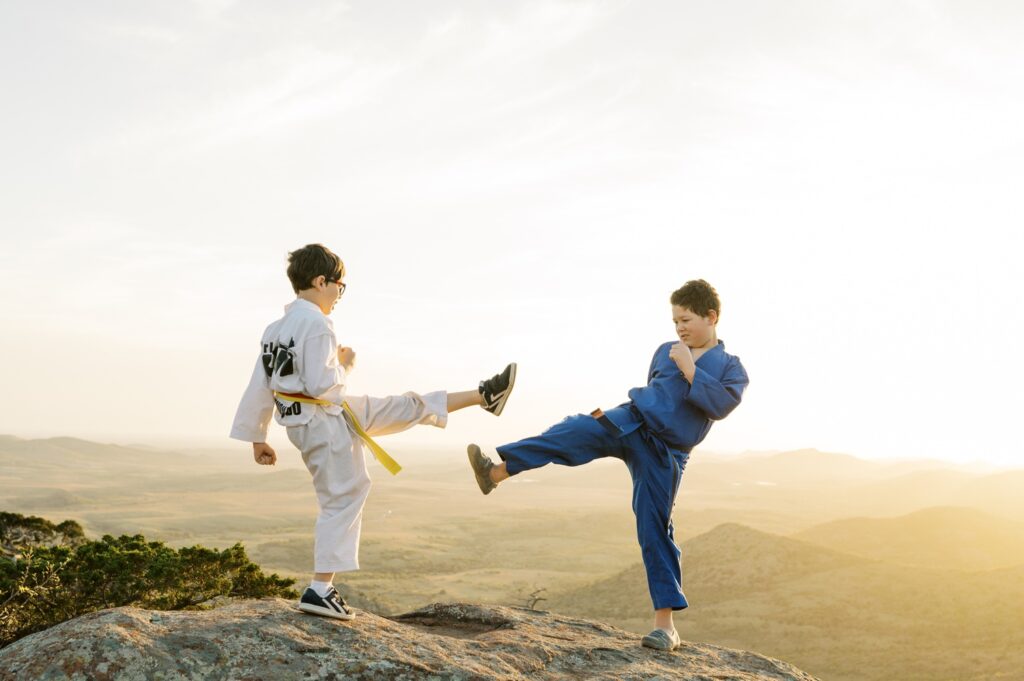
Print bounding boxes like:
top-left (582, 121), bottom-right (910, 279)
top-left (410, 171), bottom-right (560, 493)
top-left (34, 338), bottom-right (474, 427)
top-left (273, 392), bottom-right (402, 476)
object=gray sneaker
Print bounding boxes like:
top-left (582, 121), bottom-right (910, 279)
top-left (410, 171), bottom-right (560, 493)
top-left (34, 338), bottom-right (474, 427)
top-left (467, 444), bottom-right (497, 495)
top-left (641, 628), bottom-right (680, 651)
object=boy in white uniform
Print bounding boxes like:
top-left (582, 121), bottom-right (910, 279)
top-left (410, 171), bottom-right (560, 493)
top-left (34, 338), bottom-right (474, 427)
top-left (230, 243), bottom-right (515, 620)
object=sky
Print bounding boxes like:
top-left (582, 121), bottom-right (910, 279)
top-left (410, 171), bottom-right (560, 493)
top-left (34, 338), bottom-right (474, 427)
top-left (1, 1), bottom-right (1022, 466)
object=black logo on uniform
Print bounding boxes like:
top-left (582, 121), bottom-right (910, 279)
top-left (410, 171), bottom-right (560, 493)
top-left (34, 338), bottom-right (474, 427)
top-left (274, 398), bottom-right (301, 417)
top-left (262, 338), bottom-right (296, 378)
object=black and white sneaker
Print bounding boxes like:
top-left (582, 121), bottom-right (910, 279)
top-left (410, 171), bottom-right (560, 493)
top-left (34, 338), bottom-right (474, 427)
top-left (479, 363), bottom-right (517, 416)
top-left (297, 586), bottom-right (355, 620)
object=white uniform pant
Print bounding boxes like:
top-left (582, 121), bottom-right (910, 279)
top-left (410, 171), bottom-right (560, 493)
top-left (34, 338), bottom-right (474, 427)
top-left (285, 390), bottom-right (448, 573)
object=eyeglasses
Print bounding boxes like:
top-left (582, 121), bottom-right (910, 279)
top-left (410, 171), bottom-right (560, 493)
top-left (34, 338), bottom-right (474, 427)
top-left (327, 278), bottom-right (347, 294)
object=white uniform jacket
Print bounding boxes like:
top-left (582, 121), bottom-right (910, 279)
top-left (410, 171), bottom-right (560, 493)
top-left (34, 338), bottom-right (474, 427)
top-left (230, 299), bottom-right (346, 443)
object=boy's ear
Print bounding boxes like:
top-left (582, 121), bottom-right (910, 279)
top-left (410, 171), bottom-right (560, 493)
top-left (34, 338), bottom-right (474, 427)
top-left (707, 309), bottom-right (719, 325)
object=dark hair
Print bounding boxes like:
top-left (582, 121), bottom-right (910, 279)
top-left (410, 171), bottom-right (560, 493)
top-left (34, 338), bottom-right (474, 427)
top-left (286, 244), bottom-right (345, 294)
top-left (670, 279), bottom-right (720, 319)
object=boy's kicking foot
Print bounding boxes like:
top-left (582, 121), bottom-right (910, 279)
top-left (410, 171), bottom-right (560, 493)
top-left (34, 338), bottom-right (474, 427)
top-left (297, 585), bottom-right (355, 621)
top-left (480, 363), bottom-right (516, 416)
top-left (467, 444), bottom-right (497, 495)
top-left (467, 444), bottom-right (511, 495)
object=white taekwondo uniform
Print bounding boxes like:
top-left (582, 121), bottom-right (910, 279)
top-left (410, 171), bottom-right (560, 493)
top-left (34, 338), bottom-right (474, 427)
top-left (230, 298), bottom-right (447, 573)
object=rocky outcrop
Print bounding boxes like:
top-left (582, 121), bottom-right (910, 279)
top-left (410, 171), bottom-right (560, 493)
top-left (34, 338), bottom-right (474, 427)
top-left (0, 599), bottom-right (818, 680)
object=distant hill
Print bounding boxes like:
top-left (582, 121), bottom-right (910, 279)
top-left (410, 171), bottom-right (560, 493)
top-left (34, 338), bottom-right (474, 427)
top-left (794, 506), bottom-right (1024, 570)
top-left (841, 469), bottom-right (1024, 522)
top-left (680, 452), bottom-right (1024, 524)
top-left (686, 448), bottom-right (958, 488)
top-left (547, 522), bottom-right (1024, 681)
top-left (844, 468), bottom-right (977, 507)
top-left (0, 436), bottom-right (149, 470)
top-left (745, 449), bottom-right (882, 482)
top-left (548, 523), bottom-right (863, 622)
top-left (959, 470), bottom-right (1024, 520)
top-left (0, 435), bottom-right (231, 478)
top-left (668, 448), bottom-right (1004, 525)
top-left (681, 522), bottom-right (865, 603)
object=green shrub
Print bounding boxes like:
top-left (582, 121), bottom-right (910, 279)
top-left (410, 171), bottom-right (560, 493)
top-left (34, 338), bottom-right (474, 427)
top-left (0, 512), bottom-right (84, 548)
top-left (1, 515), bottom-right (296, 647)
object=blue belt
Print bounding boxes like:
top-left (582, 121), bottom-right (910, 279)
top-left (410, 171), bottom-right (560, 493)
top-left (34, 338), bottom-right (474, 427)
top-left (594, 403), bottom-right (691, 455)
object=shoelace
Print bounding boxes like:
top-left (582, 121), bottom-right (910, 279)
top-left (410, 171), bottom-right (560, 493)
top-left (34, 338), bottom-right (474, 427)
top-left (324, 590), bottom-right (351, 612)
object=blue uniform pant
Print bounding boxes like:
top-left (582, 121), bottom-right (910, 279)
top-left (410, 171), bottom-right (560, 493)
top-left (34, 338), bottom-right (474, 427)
top-left (496, 412), bottom-right (690, 611)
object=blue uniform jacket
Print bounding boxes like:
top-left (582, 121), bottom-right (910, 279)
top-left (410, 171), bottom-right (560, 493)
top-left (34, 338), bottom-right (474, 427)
top-left (610, 340), bottom-right (749, 453)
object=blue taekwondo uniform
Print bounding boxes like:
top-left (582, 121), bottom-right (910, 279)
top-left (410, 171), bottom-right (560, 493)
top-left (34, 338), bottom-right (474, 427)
top-left (496, 340), bottom-right (749, 611)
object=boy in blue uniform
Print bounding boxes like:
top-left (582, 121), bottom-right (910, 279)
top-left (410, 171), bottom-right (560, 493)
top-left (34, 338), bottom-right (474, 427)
top-left (467, 279), bottom-right (748, 651)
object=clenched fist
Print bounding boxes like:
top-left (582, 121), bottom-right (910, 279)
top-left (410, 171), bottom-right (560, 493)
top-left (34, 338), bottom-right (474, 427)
top-left (253, 442), bottom-right (277, 466)
top-left (669, 342), bottom-right (695, 379)
top-left (337, 346), bottom-right (356, 371)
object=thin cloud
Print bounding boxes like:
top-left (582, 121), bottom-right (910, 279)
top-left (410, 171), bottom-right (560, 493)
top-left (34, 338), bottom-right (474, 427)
top-left (96, 52), bottom-right (403, 156)
top-left (93, 22), bottom-right (184, 46)
top-left (474, 0), bottom-right (620, 66)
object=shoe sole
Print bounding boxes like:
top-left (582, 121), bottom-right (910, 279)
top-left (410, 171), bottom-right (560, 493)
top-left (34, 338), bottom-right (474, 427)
top-left (467, 444), bottom-right (496, 495)
top-left (487, 363), bottom-right (517, 417)
top-left (297, 602), bottom-right (356, 621)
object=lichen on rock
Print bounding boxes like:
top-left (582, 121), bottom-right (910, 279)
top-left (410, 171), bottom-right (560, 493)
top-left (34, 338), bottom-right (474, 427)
top-left (0, 599), bottom-right (819, 680)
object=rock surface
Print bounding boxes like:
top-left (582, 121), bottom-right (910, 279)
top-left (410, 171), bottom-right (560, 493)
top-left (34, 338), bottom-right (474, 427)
top-left (0, 599), bottom-right (819, 680)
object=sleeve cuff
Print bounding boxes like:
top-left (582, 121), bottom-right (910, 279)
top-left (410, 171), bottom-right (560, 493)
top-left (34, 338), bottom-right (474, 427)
top-left (229, 426), bottom-right (267, 443)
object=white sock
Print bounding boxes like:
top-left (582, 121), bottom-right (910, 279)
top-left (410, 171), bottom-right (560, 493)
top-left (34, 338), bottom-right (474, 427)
top-left (310, 580), bottom-right (333, 597)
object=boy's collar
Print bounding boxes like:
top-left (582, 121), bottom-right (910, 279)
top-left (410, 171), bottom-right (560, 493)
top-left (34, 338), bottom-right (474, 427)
top-left (695, 340), bottom-right (725, 363)
top-left (286, 298), bottom-right (325, 314)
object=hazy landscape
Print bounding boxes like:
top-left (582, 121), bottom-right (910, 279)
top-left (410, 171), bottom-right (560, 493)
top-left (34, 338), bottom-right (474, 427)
top-left (2, 434), bottom-right (1022, 680)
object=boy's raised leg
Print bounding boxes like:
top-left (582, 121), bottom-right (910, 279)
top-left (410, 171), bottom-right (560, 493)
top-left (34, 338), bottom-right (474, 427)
top-left (448, 390), bottom-right (483, 411)
top-left (467, 414), bottom-right (623, 495)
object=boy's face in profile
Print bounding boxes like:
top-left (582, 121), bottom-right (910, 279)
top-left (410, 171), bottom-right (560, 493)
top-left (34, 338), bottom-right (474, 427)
top-left (307, 275), bottom-right (346, 315)
top-left (672, 305), bottom-right (717, 348)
